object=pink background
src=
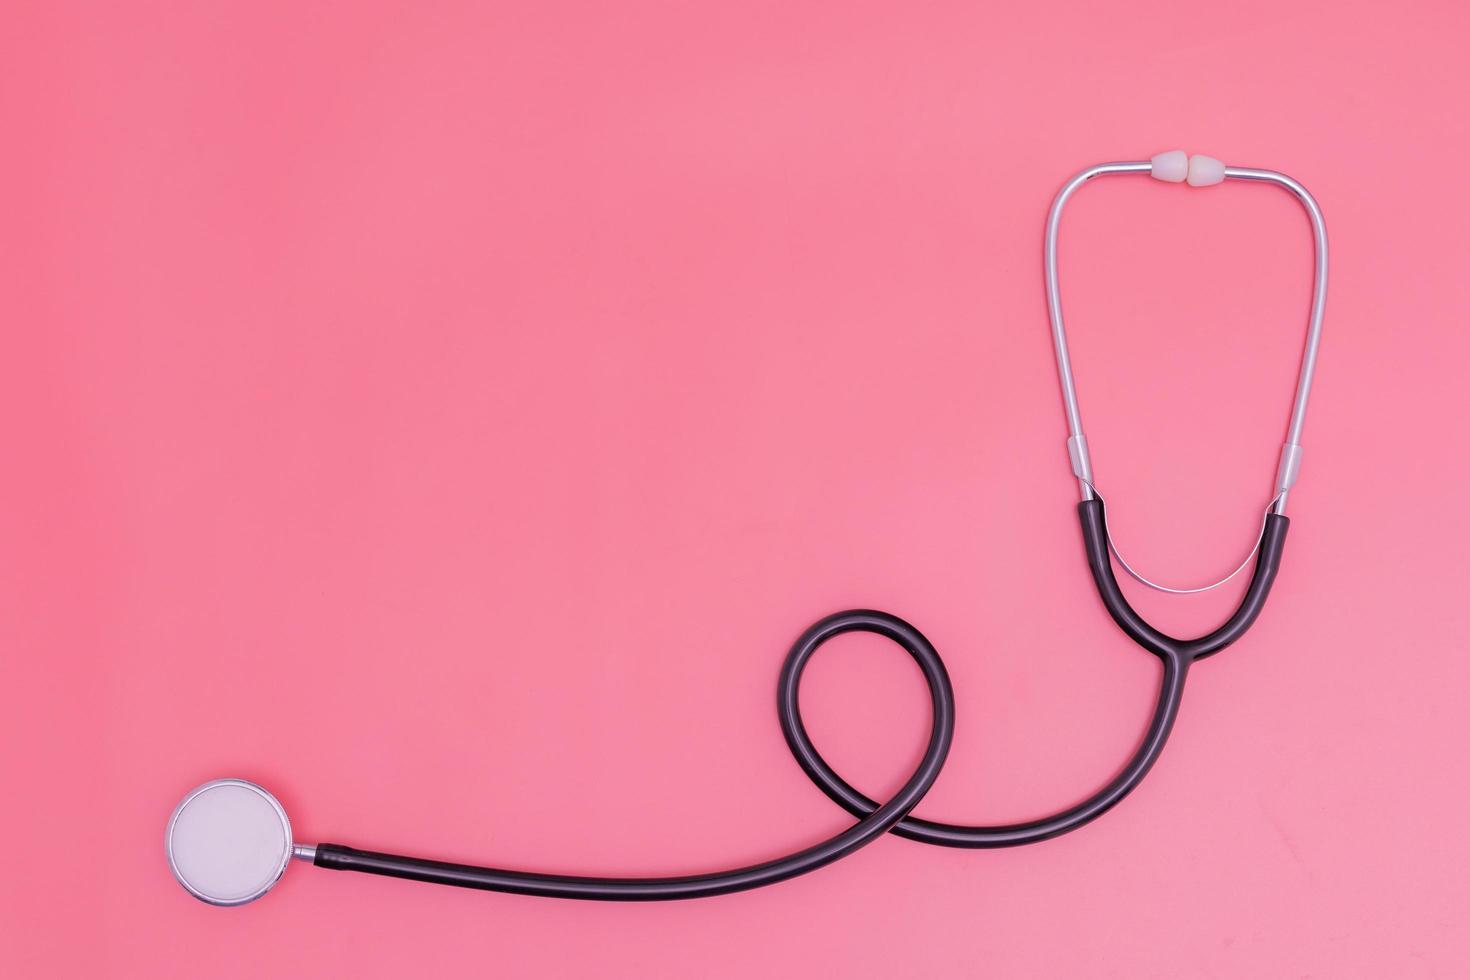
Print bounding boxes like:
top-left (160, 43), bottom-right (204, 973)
top-left (3, 2), bottom-right (1468, 976)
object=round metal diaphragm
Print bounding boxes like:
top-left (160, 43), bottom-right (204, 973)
top-left (165, 778), bottom-right (292, 906)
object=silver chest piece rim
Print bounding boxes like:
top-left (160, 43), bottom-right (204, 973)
top-left (165, 778), bottom-right (295, 906)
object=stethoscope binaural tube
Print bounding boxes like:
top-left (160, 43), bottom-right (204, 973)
top-left (166, 152), bottom-right (1323, 905)
top-left (1044, 154), bottom-right (1319, 661)
top-left (1045, 152), bottom-right (1328, 528)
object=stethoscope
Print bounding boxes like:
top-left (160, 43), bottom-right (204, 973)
top-left (165, 151), bottom-right (1327, 906)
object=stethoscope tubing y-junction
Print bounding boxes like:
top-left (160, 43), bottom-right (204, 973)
top-left (311, 501), bottom-right (1288, 899)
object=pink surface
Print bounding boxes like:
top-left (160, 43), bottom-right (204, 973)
top-left (3, 2), bottom-right (1468, 976)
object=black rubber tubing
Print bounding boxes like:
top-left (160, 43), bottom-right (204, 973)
top-left (314, 500), bottom-right (1288, 899)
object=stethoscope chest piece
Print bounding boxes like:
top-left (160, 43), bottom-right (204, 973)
top-left (165, 778), bottom-right (295, 906)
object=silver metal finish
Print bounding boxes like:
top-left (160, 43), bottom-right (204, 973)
top-left (165, 778), bottom-right (294, 907)
top-left (293, 844), bottom-right (318, 862)
top-left (1043, 158), bottom-right (1328, 590)
top-left (1223, 166), bottom-right (1330, 515)
top-left (1044, 161), bottom-right (1152, 500)
top-left (1086, 481), bottom-right (1284, 594)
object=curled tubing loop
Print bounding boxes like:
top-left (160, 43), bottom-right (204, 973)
top-left (313, 506), bottom-right (1288, 901)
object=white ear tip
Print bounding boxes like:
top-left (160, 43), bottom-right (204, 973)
top-left (1187, 154), bottom-right (1226, 187)
top-left (1150, 150), bottom-right (1188, 182)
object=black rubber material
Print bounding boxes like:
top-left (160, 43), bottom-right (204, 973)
top-left (1080, 499), bottom-right (1290, 663)
top-left (314, 501), bottom-right (1288, 899)
top-left (316, 611), bottom-right (955, 900)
